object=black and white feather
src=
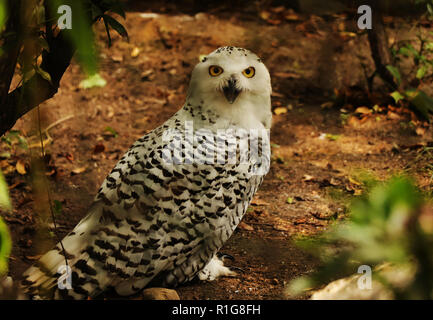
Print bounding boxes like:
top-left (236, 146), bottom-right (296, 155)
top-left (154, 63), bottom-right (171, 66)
top-left (21, 46), bottom-right (272, 299)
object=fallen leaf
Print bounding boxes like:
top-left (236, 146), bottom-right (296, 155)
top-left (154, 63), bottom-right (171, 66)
top-left (354, 106), bottom-right (372, 114)
top-left (25, 254), bottom-right (43, 261)
top-left (112, 55), bottom-right (123, 62)
top-left (251, 198), bottom-right (270, 206)
top-left (273, 223), bottom-right (290, 231)
top-left (303, 174), bottom-right (315, 182)
top-left (71, 167), bottom-right (86, 175)
top-left (131, 47), bottom-right (140, 58)
top-left (16, 160), bottom-right (27, 175)
top-left (416, 127), bottom-right (426, 136)
top-left (387, 111), bottom-right (401, 120)
top-left (274, 107), bottom-right (287, 115)
top-left (238, 222), bottom-right (254, 231)
top-left (285, 12), bottom-right (300, 21)
top-left (93, 143), bottom-right (105, 153)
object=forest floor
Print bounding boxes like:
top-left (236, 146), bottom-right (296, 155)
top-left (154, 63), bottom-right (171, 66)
top-left (2, 4), bottom-right (433, 299)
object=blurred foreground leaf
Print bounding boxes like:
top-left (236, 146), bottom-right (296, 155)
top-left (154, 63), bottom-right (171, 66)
top-left (0, 170), bottom-right (11, 276)
top-left (0, 170), bottom-right (11, 211)
top-left (79, 73), bottom-right (107, 89)
top-left (288, 177), bottom-right (433, 299)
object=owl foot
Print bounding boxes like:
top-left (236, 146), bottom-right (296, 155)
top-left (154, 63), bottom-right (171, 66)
top-left (198, 255), bottom-right (237, 281)
top-left (216, 252), bottom-right (235, 262)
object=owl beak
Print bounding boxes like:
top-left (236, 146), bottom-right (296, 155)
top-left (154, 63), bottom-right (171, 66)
top-left (223, 77), bottom-right (240, 104)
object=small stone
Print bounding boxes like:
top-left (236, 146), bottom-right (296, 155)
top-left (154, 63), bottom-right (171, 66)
top-left (141, 287), bottom-right (180, 300)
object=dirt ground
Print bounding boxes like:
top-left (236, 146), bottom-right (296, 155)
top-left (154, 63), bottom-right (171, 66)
top-left (2, 4), bottom-right (433, 299)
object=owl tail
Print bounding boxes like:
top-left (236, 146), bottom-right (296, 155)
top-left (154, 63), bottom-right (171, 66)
top-left (21, 206), bottom-right (108, 300)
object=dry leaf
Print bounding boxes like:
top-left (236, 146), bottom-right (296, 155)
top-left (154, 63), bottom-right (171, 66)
top-left (416, 127), bottom-right (426, 136)
top-left (387, 111), bottom-right (400, 120)
top-left (112, 55), bottom-right (123, 62)
top-left (273, 107), bottom-right (287, 115)
top-left (16, 160), bottom-right (27, 175)
top-left (238, 222), bottom-right (254, 231)
top-left (251, 197), bottom-right (270, 206)
top-left (131, 47), bottom-right (140, 58)
top-left (273, 223), bottom-right (290, 232)
top-left (354, 106), bottom-right (372, 114)
top-left (303, 174), bottom-right (315, 182)
top-left (93, 143), bottom-right (105, 154)
top-left (25, 254), bottom-right (43, 261)
top-left (72, 167), bottom-right (86, 175)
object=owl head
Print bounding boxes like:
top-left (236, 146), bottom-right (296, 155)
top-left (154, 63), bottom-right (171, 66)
top-left (186, 47), bottom-right (272, 128)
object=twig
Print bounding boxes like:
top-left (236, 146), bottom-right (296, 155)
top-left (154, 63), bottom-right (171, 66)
top-left (43, 114), bottom-right (75, 133)
top-left (36, 105), bottom-right (69, 268)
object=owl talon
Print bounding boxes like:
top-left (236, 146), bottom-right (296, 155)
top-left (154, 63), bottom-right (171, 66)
top-left (217, 252), bottom-right (235, 262)
top-left (229, 266), bottom-right (244, 274)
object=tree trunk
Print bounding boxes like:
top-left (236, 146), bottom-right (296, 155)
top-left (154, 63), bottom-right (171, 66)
top-left (0, 1), bottom-right (23, 125)
top-left (0, 23), bottom-right (76, 137)
top-left (365, 1), bottom-right (399, 90)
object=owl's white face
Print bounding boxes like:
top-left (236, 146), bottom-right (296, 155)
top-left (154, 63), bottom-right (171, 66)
top-left (186, 47), bottom-right (272, 129)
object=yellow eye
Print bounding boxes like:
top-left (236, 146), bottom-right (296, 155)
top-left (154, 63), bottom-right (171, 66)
top-left (242, 67), bottom-right (255, 78)
top-left (209, 65), bottom-right (223, 76)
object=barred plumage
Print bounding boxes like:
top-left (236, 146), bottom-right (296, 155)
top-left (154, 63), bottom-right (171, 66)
top-left (21, 46), bottom-right (272, 299)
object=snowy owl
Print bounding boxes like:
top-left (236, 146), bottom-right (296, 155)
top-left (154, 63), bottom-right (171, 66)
top-left (20, 46), bottom-right (272, 299)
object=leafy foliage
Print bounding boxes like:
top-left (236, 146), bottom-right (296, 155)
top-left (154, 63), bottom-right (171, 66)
top-left (0, 170), bottom-right (12, 276)
top-left (388, 1), bottom-right (433, 119)
top-left (289, 177), bottom-right (433, 299)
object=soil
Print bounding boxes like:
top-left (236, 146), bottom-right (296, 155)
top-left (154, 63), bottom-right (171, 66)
top-left (1, 4), bottom-right (433, 300)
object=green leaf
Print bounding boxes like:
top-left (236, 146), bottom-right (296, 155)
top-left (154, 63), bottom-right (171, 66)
top-left (386, 65), bottom-right (402, 85)
top-left (287, 197), bottom-right (294, 204)
top-left (103, 15), bottom-right (128, 39)
top-left (0, 0), bottom-right (7, 31)
top-left (35, 65), bottom-right (52, 84)
top-left (416, 66), bottom-right (428, 79)
top-left (50, 0), bottom-right (98, 75)
top-left (390, 91), bottom-right (405, 103)
top-left (398, 47), bottom-right (412, 57)
top-left (427, 3), bottom-right (433, 15)
top-left (325, 133), bottom-right (340, 141)
top-left (0, 215), bottom-right (12, 276)
top-left (79, 73), bottom-right (107, 89)
top-left (0, 170), bottom-right (11, 212)
top-left (405, 89), bottom-right (433, 120)
top-left (104, 126), bottom-right (118, 137)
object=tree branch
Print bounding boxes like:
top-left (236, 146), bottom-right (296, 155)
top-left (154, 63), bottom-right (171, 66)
top-left (0, 30), bottom-right (76, 136)
top-left (0, 1), bottom-right (23, 113)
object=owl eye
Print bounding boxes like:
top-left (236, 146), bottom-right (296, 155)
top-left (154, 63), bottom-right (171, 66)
top-left (242, 67), bottom-right (255, 78)
top-left (209, 65), bottom-right (223, 77)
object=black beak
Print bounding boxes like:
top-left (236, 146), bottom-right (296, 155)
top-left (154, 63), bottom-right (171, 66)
top-left (223, 77), bottom-right (240, 104)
